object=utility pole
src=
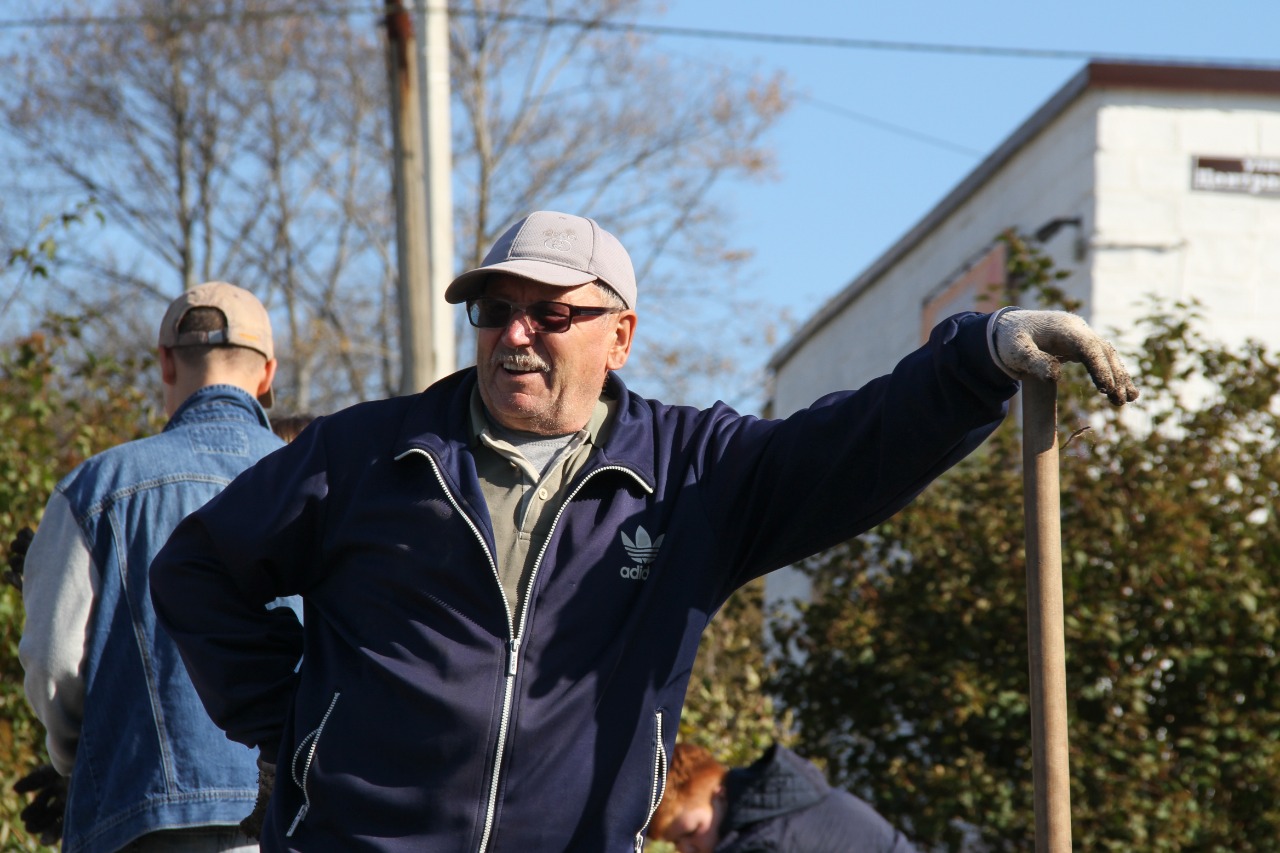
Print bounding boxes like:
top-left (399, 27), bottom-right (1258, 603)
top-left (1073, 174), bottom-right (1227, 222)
top-left (385, 0), bottom-right (454, 395)
top-left (419, 0), bottom-right (455, 380)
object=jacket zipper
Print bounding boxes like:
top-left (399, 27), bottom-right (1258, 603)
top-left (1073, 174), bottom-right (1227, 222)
top-left (634, 710), bottom-right (668, 852)
top-left (286, 691), bottom-right (341, 837)
top-left (401, 449), bottom-right (652, 852)
top-left (489, 464), bottom-right (653, 852)
top-left (402, 449), bottom-right (514, 853)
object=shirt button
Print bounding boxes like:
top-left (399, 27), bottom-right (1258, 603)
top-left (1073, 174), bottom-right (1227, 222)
top-left (537, 488), bottom-right (549, 500)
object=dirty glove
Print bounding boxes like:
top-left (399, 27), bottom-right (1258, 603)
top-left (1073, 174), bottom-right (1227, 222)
top-left (13, 764), bottom-right (67, 845)
top-left (240, 758), bottom-right (275, 840)
top-left (5, 526), bottom-right (34, 591)
top-left (990, 308), bottom-right (1139, 406)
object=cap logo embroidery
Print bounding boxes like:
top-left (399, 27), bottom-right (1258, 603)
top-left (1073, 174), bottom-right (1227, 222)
top-left (543, 229), bottom-right (576, 253)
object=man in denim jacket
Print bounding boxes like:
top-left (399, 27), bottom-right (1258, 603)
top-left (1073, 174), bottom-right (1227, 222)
top-left (19, 282), bottom-right (285, 853)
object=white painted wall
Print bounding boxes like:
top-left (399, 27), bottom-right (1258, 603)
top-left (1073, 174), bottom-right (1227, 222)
top-left (765, 82), bottom-right (1280, 613)
top-left (772, 94), bottom-right (1100, 420)
top-left (1090, 91), bottom-right (1280, 356)
top-left (773, 87), bottom-right (1280, 419)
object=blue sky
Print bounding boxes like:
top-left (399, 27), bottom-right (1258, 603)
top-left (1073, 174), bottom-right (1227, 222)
top-left (651, 1), bottom-right (1280, 335)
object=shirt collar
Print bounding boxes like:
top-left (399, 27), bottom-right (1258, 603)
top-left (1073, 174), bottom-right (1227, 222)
top-left (468, 386), bottom-right (612, 447)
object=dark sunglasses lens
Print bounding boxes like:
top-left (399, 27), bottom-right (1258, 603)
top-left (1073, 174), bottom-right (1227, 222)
top-left (527, 302), bottom-right (572, 332)
top-left (469, 299), bottom-right (510, 328)
top-left (468, 299), bottom-right (578, 332)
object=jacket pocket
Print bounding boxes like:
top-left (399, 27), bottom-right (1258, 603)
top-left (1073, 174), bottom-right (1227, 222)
top-left (287, 691), bottom-right (341, 837)
top-left (634, 709), bottom-right (668, 852)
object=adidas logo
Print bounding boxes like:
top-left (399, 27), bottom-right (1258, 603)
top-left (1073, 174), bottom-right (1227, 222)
top-left (619, 525), bottom-right (664, 580)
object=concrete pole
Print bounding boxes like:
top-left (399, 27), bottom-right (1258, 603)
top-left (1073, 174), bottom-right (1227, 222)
top-left (419, 0), bottom-right (456, 379)
top-left (385, 1), bottom-right (435, 395)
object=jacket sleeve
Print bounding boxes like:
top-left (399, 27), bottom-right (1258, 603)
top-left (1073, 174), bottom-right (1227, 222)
top-left (19, 491), bottom-right (97, 776)
top-left (701, 311), bottom-right (1017, 586)
top-left (150, 424), bottom-right (329, 758)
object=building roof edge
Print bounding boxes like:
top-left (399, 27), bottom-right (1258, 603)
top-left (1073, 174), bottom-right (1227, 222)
top-left (766, 60), bottom-right (1280, 375)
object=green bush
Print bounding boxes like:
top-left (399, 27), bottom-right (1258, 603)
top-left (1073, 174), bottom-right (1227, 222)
top-left (773, 278), bottom-right (1280, 848)
top-left (0, 315), bottom-right (161, 849)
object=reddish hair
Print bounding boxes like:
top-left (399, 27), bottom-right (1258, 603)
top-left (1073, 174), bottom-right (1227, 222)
top-left (648, 743), bottom-right (728, 840)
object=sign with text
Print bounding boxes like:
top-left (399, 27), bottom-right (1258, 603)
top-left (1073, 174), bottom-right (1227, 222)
top-left (1191, 156), bottom-right (1280, 196)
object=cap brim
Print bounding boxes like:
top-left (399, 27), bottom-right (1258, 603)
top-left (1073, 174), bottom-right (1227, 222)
top-left (444, 259), bottom-right (598, 304)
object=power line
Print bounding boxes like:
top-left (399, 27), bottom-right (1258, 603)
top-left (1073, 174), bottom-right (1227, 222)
top-left (667, 47), bottom-right (985, 158)
top-left (0, 5), bottom-right (1274, 68)
top-left (799, 96), bottom-right (985, 158)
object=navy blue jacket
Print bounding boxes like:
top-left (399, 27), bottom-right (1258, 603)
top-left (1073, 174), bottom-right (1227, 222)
top-left (150, 311), bottom-right (1015, 852)
top-left (719, 746), bottom-right (917, 853)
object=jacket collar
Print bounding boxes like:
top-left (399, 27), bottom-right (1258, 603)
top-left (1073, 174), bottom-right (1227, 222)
top-left (393, 369), bottom-right (656, 491)
top-left (723, 744), bottom-right (830, 829)
top-left (163, 384), bottom-right (272, 433)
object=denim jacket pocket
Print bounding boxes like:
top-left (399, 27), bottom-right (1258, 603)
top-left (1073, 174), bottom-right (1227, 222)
top-left (287, 691), bottom-right (341, 837)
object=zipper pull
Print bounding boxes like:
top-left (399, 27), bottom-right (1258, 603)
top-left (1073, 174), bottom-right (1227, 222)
top-left (286, 803), bottom-right (309, 837)
top-left (507, 637), bottom-right (521, 677)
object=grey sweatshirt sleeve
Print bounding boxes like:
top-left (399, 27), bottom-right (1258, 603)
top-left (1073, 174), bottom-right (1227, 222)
top-left (19, 491), bottom-right (99, 776)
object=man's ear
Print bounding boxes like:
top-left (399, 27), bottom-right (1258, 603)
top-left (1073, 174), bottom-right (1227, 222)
top-left (257, 358), bottom-right (278, 400)
top-left (159, 347), bottom-right (178, 385)
top-left (606, 311), bottom-right (637, 371)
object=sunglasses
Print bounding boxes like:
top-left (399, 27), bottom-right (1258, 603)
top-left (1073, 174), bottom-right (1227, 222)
top-left (465, 297), bottom-right (619, 334)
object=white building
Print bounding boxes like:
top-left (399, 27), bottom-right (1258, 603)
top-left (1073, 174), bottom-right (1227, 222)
top-left (765, 60), bottom-right (1280, 606)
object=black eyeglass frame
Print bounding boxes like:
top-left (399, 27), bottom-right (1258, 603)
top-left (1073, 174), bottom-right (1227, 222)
top-left (465, 296), bottom-right (620, 334)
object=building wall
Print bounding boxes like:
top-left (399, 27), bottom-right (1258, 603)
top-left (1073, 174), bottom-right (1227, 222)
top-left (765, 81), bottom-right (1280, 612)
top-left (1090, 90), bottom-right (1280, 355)
top-left (771, 95), bottom-right (1100, 420)
top-left (772, 87), bottom-right (1280, 420)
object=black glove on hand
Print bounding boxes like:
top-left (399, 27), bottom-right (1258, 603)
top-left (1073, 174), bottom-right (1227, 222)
top-left (240, 758), bottom-right (276, 840)
top-left (5, 526), bottom-right (34, 591)
top-left (14, 764), bottom-right (67, 845)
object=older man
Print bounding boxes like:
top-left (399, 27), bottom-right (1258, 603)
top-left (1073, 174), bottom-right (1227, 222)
top-left (151, 211), bottom-right (1137, 852)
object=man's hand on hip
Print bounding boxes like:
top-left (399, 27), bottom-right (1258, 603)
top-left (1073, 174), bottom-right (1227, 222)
top-left (14, 764), bottom-right (67, 845)
top-left (5, 525), bottom-right (34, 591)
top-left (240, 758), bottom-right (276, 840)
top-left (992, 309), bottom-right (1140, 406)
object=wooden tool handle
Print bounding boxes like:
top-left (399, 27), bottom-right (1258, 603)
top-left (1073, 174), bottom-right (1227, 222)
top-left (1021, 377), bottom-right (1072, 853)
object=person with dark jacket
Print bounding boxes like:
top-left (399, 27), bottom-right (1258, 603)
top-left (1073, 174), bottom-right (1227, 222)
top-left (649, 742), bottom-right (917, 853)
top-left (149, 210), bottom-right (1138, 852)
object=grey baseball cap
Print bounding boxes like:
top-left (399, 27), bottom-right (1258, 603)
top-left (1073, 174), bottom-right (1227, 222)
top-left (445, 211), bottom-right (637, 309)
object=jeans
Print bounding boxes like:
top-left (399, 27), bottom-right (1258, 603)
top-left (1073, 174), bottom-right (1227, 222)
top-left (120, 827), bottom-right (258, 853)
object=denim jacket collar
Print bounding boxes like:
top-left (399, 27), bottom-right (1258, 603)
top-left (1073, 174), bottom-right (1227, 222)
top-left (164, 384), bottom-right (272, 433)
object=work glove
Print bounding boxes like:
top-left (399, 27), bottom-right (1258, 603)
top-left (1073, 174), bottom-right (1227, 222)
top-left (5, 526), bottom-right (34, 591)
top-left (991, 308), bottom-right (1139, 406)
top-left (13, 764), bottom-right (67, 845)
top-left (240, 758), bottom-right (276, 840)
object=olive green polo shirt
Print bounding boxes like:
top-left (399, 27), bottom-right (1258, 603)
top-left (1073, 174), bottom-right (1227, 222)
top-left (469, 388), bottom-right (615, 624)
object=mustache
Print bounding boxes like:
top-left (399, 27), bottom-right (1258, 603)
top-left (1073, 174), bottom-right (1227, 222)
top-left (490, 349), bottom-right (550, 372)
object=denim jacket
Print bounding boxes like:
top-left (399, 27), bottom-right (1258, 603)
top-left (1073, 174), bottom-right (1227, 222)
top-left (20, 385), bottom-right (290, 853)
